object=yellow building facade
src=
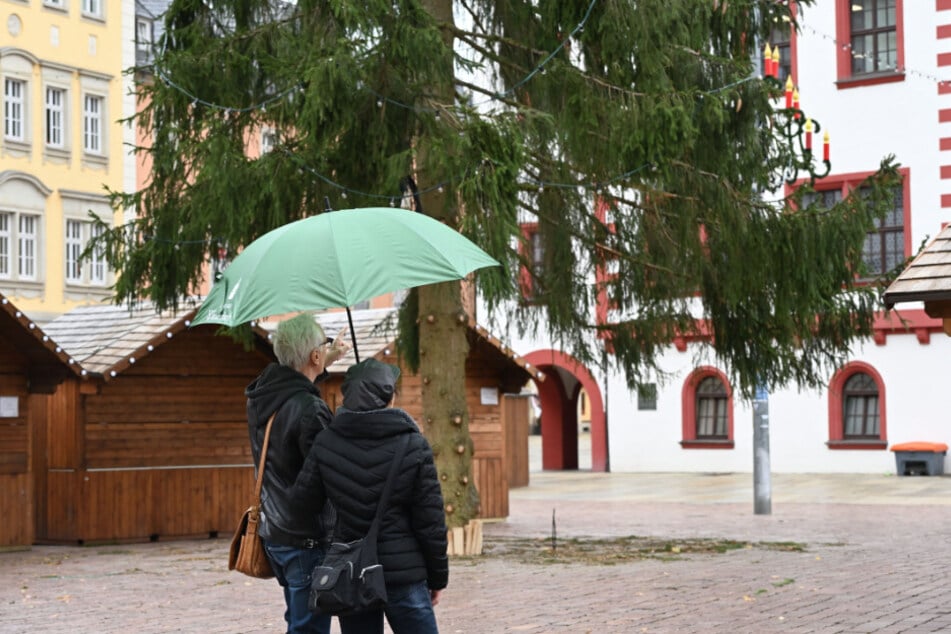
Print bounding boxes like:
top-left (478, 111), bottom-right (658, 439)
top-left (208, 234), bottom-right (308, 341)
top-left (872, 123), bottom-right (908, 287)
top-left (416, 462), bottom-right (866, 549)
top-left (0, 0), bottom-right (135, 321)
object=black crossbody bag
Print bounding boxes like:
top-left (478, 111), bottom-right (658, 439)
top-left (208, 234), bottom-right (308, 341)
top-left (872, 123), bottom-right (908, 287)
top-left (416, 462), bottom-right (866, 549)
top-left (309, 434), bottom-right (410, 616)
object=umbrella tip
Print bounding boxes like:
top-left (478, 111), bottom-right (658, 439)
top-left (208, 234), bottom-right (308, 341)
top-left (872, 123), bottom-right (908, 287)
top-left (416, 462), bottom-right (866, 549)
top-left (324, 196), bottom-right (333, 212)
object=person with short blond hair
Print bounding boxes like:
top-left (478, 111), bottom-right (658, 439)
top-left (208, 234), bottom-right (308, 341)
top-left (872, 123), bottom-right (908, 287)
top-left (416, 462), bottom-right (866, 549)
top-left (246, 312), bottom-right (348, 634)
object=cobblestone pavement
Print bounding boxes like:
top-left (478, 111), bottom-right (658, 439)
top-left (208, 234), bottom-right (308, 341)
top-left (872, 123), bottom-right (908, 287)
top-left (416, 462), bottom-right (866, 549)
top-left (3, 471), bottom-right (951, 633)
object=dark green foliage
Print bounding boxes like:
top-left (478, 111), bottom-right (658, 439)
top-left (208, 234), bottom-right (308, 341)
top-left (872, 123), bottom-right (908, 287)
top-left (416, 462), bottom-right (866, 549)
top-left (97, 0), bottom-right (900, 399)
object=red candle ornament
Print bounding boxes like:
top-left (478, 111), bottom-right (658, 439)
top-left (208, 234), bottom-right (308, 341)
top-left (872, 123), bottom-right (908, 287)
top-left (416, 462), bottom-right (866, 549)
top-left (804, 118), bottom-right (813, 152)
top-left (823, 130), bottom-right (830, 162)
top-left (764, 44), bottom-right (773, 77)
top-left (792, 88), bottom-right (800, 119)
top-left (785, 76), bottom-right (794, 109)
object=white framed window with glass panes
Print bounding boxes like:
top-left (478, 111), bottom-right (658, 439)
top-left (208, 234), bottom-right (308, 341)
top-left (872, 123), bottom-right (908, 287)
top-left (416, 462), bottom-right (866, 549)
top-left (65, 219), bottom-right (107, 286)
top-left (0, 211), bottom-right (40, 282)
top-left (82, 0), bottom-right (103, 19)
top-left (45, 86), bottom-right (67, 149)
top-left (82, 94), bottom-right (104, 154)
top-left (4, 78), bottom-right (26, 142)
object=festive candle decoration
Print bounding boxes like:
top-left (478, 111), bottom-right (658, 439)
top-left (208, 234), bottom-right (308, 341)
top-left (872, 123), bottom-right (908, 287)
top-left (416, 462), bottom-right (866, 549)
top-left (792, 88), bottom-right (800, 118)
top-left (804, 118), bottom-right (813, 151)
top-left (772, 47), bottom-right (780, 78)
top-left (785, 76), bottom-right (794, 108)
top-left (764, 44), bottom-right (773, 77)
top-left (823, 130), bottom-right (830, 162)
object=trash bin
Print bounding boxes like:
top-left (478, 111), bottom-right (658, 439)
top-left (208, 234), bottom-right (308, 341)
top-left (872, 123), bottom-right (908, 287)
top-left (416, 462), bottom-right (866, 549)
top-left (890, 442), bottom-right (948, 476)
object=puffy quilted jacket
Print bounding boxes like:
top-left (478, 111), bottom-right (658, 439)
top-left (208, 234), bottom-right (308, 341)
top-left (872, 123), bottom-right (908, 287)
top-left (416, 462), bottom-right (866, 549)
top-left (294, 407), bottom-right (449, 590)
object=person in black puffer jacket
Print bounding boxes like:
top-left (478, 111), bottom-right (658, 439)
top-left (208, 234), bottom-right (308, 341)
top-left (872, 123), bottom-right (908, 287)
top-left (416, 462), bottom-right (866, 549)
top-left (246, 313), bottom-right (349, 634)
top-left (293, 358), bottom-right (448, 634)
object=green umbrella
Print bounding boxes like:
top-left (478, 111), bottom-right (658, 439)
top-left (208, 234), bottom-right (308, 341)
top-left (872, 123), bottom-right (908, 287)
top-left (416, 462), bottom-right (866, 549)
top-left (191, 207), bottom-right (499, 360)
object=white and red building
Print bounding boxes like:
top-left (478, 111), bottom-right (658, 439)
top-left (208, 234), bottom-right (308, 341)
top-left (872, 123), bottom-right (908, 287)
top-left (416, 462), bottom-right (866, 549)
top-left (503, 0), bottom-right (951, 475)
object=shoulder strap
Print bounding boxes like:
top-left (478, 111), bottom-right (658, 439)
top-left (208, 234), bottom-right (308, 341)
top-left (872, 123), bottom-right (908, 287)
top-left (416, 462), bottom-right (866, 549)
top-left (366, 434), bottom-right (411, 540)
top-left (252, 411), bottom-right (279, 504)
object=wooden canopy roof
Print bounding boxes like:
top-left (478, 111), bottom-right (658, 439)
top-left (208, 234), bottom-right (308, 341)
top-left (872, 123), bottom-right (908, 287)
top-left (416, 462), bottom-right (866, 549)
top-left (0, 292), bottom-right (82, 392)
top-left (883, 225), bottom-right (951, 336)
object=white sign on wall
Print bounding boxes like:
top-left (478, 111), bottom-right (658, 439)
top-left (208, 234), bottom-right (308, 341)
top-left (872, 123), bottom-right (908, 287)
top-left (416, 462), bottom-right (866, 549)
top-left (480, 387), bottom-right (499, 406)
top-left (0, 396), bottom-right (19, 418)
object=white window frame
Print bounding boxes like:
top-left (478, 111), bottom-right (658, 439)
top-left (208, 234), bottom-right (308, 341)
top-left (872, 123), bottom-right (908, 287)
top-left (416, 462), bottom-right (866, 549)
top-left (261, 127), bottom-right (278, 154)
top-left (82, 0), bottom-right (103, 18)
top-left (17, 214), bottom-right (38, 281)
top-left (65, 219), bottom-right (83, 283)
top-left (44, 0), bottom-right (67, 11)
top-left (89, 223), bottom-right (106, 284)
top-left (0, 213), bottom-right (10, 279)
top-left (83, 94), bottom-right (104, 154)
top-left (4, 78), bottom-right (25, 142)
top-left (64, 218), bottom-right (107, 286)
top-left (136, 18), bottom-right (153, 53)
top-left (45, 86), bottom-right (66, 148)
top-left (61, 190), bottom-right (113, 293)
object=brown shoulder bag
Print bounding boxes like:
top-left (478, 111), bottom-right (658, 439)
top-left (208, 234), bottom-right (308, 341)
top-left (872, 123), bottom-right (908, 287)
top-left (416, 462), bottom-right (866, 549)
top-left (228, 411), bottom-right (277, 579)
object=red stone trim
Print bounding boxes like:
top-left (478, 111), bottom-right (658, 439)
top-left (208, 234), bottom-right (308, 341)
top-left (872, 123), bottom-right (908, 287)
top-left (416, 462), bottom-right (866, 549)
top-left (827, 362), bottom-right (887, 446)
top-left (680, 366), bottom-right (734, 448)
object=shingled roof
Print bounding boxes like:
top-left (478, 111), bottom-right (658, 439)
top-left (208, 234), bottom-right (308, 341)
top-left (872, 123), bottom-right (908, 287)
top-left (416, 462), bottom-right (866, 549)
top-left (884, 225), bottom-right (951, 337)
top-left (41, 301), bottom-right (200, 378)
top-left (884, 225), bottom-right (951, 309)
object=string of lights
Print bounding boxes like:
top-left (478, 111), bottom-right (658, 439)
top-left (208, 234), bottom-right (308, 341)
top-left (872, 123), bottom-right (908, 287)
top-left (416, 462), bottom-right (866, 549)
top-left (153, 0), bottom-right (599, 115)
top-left (795, 22), bottom-right (950, 88)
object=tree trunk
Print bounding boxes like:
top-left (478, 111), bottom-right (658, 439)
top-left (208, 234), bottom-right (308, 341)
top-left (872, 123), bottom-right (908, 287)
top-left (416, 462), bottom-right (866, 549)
top-left (413, 0), bottom-right (478, 530)
top-left (417, 280), bottom-right (479, 528)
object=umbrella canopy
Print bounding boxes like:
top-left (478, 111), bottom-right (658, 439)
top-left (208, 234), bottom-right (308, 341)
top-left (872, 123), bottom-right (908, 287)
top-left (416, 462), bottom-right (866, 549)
top-left (191, 207), bottom-right (499, 329)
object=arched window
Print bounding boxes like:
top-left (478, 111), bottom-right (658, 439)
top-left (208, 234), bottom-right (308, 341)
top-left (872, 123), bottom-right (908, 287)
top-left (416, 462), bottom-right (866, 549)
top-left (696, 376), bottom-right (728, 439)
top-left (842, 372), bottom-right (880, 439)
top-left (681, 367), bottom-right (734, 449)
top-left (827, 362), bottom-right (887, 449)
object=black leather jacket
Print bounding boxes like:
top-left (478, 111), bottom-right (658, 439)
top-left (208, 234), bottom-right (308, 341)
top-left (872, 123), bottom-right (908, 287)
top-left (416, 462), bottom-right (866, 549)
top-left (245, 363), bottom-right (334, 547)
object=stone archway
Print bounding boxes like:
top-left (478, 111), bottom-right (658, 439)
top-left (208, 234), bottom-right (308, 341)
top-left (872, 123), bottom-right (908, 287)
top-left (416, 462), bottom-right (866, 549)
top-left (523, 350), bottom-right (607, 472)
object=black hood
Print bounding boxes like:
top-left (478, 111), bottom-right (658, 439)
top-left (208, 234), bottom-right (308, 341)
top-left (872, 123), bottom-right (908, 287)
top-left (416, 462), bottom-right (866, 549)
top-left (341, 358), bottom-right (400, 411)
top-left (245, 362), bottom-right (320, 427)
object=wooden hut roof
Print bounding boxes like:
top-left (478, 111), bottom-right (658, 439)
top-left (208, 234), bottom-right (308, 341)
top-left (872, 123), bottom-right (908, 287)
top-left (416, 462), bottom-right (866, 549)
top-left (884, 225), bottom-right (951, 309)
top-left (884, 225), bottom-right (951, 337)
top-left (0, 292), bottom-right (82, 391)
top-left (42, 300), bottom-right (270, 380)
top-left (257, 308), bottom-right (545, 382)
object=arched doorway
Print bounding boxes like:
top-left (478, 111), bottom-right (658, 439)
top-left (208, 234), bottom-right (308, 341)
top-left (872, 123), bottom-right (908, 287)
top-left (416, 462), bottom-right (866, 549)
top-left (523, 350), bottom-right (607, 472)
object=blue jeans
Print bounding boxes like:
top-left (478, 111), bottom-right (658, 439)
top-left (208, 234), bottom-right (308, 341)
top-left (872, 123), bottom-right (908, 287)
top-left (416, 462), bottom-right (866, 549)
top-left (339, 581), bottom-right (438, 634)
top-left (264, 542), bottom-right (331, 634)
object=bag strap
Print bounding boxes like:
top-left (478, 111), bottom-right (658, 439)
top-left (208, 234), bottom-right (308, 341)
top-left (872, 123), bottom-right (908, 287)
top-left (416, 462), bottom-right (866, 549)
top-left (252, 411), bottom-right (279, 504)
top-left (366, 434), bottom-right (410, 541)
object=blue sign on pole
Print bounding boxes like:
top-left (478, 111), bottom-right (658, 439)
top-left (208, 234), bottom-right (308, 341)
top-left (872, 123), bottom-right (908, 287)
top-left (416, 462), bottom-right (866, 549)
top-left (754, 386), bottom-right (769, 402)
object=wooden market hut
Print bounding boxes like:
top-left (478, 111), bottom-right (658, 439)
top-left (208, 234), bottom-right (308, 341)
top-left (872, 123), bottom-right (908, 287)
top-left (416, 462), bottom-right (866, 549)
top-left (0, 293), bottom-right (82, 548)
top-left (282, 307), bottom-right (543, 520)
top-left (37, 301), bottom-right (276, 544)
top-left (884, 225), bottom-right (951, 336)
top-left (32, 303), bottom-right (539, 544)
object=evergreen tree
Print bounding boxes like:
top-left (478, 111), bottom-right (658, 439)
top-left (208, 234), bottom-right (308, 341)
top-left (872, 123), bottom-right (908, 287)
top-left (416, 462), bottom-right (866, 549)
top-left (98, 0), bottom-right (900, 527)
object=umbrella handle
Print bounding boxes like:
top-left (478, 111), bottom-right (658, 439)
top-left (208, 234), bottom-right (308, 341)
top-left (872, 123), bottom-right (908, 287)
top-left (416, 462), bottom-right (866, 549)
top-left (346, 307), bottom-right (360, 363)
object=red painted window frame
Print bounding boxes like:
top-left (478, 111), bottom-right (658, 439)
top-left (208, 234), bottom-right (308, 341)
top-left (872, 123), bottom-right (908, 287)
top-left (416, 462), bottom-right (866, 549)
top-left (835, 0), bottom-right (905, 89)
top-left (827, 361), bottom-right (888, 449)
top-left (769, 1), bottom-right (799, 86)
top-left (788, 166), bottom-right (912, 280)
top-left (680, 366), bottom-right (735, 449)
top-left (518, 222), bottom-right (542, 303)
